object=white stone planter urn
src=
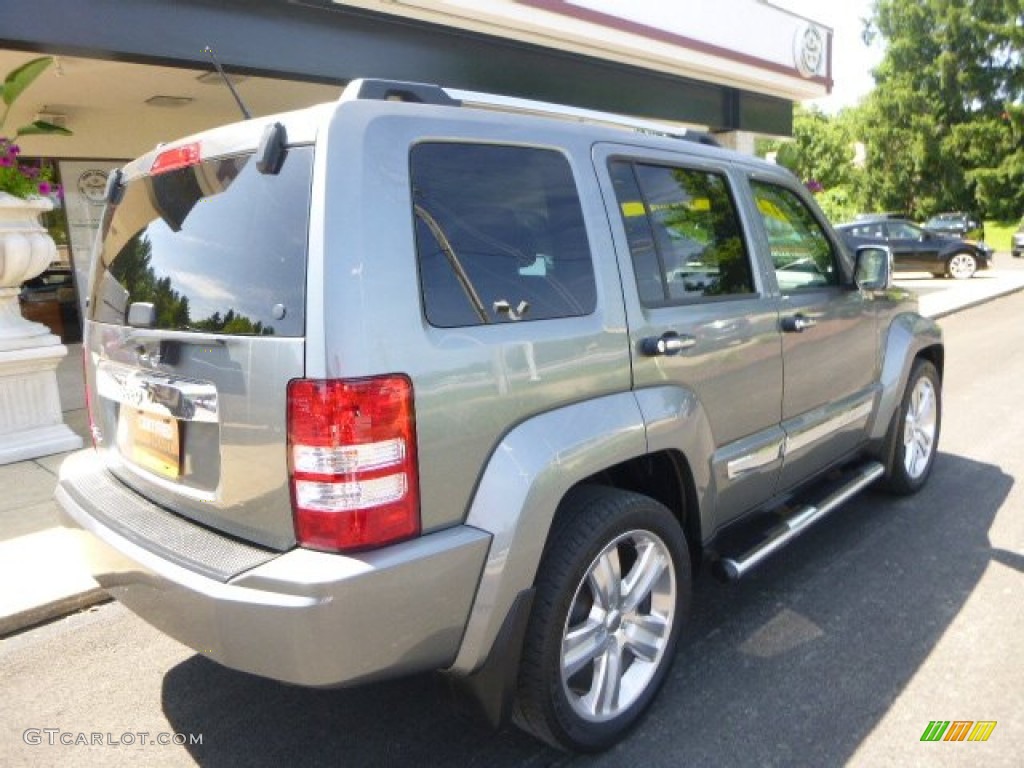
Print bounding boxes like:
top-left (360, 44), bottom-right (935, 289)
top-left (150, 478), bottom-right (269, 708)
top-left (0, 191), bottom-right (83, 463)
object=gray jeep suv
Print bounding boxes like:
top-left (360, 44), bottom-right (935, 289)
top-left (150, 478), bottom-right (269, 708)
top-left (57, 80), bottom-right (943, 752)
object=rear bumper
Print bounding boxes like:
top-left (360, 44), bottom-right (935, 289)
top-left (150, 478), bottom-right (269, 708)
top-left (56, 450), bottom-right (490, 687)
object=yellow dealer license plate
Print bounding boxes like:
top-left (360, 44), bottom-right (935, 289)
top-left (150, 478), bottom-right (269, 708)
top-left (118, 407), bottom-right (181, 479)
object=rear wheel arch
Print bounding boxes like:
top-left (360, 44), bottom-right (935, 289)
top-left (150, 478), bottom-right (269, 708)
top-left (565, 449), bottom-right (701, 574)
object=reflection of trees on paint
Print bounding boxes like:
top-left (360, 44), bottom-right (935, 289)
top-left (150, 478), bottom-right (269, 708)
top-left (109, 235), bottom-right (272, 335)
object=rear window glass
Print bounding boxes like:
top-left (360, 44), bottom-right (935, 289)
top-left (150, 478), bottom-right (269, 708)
top-left (410, 143), bottom-right (596, 327)
top-left (90, 146), bottom-right (312, 336)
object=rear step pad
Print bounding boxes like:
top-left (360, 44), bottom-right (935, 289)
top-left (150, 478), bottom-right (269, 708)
top-left (714, 460), bottom-right (885, 581)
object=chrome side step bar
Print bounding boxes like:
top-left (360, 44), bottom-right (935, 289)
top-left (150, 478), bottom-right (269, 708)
top-left (715, 461), bottom-right (885, 581)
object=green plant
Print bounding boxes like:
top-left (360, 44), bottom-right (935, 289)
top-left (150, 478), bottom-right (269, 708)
top-left (0, 138), bottom-right (57, 198)
top-left (0, 56), bottom-right (71, 200)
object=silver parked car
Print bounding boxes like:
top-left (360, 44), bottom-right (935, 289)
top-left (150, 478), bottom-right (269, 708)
top-left (57, 80), bottom-right (943, 752)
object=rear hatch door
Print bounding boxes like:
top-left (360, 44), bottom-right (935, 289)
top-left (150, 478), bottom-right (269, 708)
top-left (85, 135), bottom-right (314, 550)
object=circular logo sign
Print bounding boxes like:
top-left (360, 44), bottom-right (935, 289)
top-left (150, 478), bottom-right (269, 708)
top-left (794, 23), bottom-right (826, 78)
top-left (77, 169), bottom-right (109, 204)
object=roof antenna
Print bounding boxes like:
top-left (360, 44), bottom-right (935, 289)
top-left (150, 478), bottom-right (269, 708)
top-left (203, 45), bottom-right (251, 120)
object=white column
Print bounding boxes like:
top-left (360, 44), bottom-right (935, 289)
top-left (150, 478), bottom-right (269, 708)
top-left (0, 193), bottom-right (83, 464)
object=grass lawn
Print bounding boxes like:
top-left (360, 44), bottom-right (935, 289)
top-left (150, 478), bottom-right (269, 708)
top-left (985, 220), bottom-right (1019, 252)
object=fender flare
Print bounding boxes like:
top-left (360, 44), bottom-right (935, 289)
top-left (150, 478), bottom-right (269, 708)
top-left (870, 312), bottom-right (943, 442)
top-left (450, 384), bottom-right (715, 675)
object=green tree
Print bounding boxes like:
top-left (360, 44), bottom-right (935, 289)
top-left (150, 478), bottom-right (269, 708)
top-left (859, 0), bottom-right (1023, 219)
top-left (756, 105), bottom-right (861, 222)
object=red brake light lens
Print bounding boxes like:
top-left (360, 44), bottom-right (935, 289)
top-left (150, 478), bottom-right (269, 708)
top-left (151, 142), bottom-right (201, 175)
top-left (287, 376), bottom-right (420, 552)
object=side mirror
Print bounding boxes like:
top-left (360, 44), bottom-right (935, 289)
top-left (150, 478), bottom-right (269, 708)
top-left (854, 245), bottom-right (892, 291)
top-left (127, 301), bottom-right (157, 328)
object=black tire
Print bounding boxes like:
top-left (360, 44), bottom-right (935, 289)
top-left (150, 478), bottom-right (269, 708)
top-left (513, 486), bottom-right (690, 752)
top-left (879, 359), bottom-right (941, 495)
top-left (946, 251), bottom-right (977, 280)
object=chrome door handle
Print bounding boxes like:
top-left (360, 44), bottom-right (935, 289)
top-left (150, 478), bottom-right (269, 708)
top-left (640, 332), bottom-right (696, 357)
top-left (781, 314), bottom-right (817, 333)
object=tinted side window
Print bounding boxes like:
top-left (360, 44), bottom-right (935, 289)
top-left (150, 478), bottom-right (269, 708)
top-left (410, 143), bottom-right (596, 328)
top-left (609, 160), bottom-right (753, 305)
top-left (848, 222), bottom-right (885, 238)
top-left (751, 181), bottom-right (840, 292)
top-left (887, 222), bottom-right (920, 239)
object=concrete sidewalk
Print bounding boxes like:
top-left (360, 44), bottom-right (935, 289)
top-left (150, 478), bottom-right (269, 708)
top-left (2, 258), bottom-right (1024, 638)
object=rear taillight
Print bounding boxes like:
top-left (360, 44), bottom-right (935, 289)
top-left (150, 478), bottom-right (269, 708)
top-left (287, 376), bottom-right (420, 552)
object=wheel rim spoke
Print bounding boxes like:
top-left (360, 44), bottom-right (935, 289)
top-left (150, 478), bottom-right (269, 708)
top-left (621, 542), bottom-right (667, 614)
top-left (588, 640), bottom-right (623, 717)
top-left (622, 612), bottom-right (669, 662)
top-left (562, 619), bottom-right (606, 679)
top-left (588, 549), bottom-right (621, 612)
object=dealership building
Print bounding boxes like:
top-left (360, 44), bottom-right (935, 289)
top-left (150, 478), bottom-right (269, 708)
top-left (2, 0), bottom-right (831, 345)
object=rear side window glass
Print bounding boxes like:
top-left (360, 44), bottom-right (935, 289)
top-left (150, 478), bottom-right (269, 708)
top-left (410, 143), bottom-right (596, 327)
top-left (609, 160), bottom-right (754, 305)
top-left (751, 181), bottom-right (840, 292)
top-left (847, 222), bottom-right (885, 238)
top-left (90, 147), bottom-right (312, 336)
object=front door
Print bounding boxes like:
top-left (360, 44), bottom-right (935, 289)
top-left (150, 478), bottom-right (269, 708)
top-left (747, 179), bottom-right (880, 492)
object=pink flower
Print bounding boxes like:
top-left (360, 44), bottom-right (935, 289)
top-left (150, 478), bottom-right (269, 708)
top-left (37, 181), bottom-right (53, 195)
top-left (0, 155), bottom-right (12, 167)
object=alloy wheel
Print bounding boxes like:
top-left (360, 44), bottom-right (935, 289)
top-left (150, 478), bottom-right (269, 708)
top-left (560, 529), bottom-right (676, 723)
top-left (903, 375), bottom-right (937, 479)
top-left (947, 253), bottom-right (977, 279)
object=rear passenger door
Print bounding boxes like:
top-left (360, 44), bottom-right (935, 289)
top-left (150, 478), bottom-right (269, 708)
top-left (746, 178), bottom-right (879, 491)
top-left (596, 146), bottom-right (784, 527)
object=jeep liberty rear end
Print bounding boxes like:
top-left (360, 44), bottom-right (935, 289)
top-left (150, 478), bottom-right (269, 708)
top-left (58, 80), bottom-right (943, 752)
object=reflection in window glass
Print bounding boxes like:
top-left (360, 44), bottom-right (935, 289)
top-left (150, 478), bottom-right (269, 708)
top-left (411, 143), bottom-right (596, 327)
top-left (91, 149), bottom-right (312, 336)
top-left (751, 181), bottom-right (838, 292)
top-left (610, 160), bottom-right (753, 305)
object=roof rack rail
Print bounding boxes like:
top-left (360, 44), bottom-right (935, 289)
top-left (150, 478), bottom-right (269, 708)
top-left (448, 88), bottom-right (720, 147)
top-left (341, 78), bottom-right (720, 147)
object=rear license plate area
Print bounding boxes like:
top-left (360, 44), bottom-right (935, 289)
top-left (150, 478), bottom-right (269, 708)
top-left (116, 406), bottom-right (182, 479)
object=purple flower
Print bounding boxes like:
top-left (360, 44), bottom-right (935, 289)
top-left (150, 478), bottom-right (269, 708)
top-left (37, 181), bottom-right (53, 196)
top-left (8, 144), bottom-right (20, 156)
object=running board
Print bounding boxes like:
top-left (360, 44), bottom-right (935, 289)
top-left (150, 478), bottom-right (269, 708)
top-left (715, 461), bottom-right (885, 581)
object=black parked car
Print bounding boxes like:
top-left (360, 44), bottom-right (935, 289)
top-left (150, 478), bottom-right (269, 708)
top-left (836, 218), bottom-right (993, 279)
top-left (922, 211), bottom-right (985, 242)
